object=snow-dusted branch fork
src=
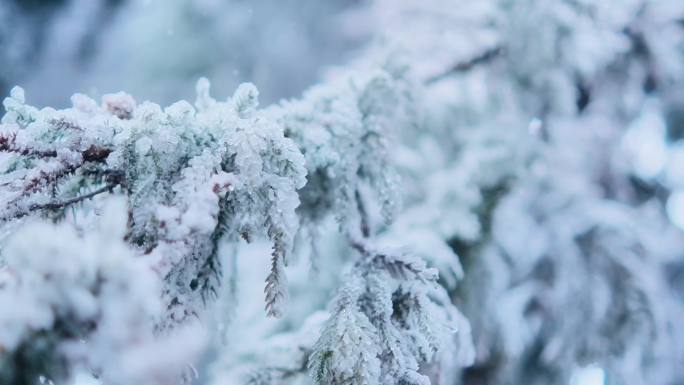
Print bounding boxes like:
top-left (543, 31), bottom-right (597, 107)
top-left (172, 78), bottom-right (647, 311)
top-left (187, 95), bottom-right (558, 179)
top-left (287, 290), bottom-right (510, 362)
top-left (0, 62), bottom-right (466, 384)
top-left (0, 80), bottom-right (309, 326)
top-left (0, 64), bottom-right (408, 320)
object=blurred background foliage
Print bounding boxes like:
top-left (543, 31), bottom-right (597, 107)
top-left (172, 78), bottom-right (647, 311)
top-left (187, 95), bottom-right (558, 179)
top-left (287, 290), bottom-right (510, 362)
top-left (0, 0), bottom-right (363, 109)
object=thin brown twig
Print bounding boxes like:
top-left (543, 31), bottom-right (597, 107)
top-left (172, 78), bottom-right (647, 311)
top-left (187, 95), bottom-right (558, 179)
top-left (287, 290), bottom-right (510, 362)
top-left (1, 132), bottom-right (112, 162)
top-left (425, 46), bottom-right (504, 85)
top-left (348, 236), bottom-right (371, 256)
top-left (4, 176), bottom-right (122, 221)
top-left (0, 132), bottom-right (57, 158)
top-left (27, 183), bottom-right (115, 212)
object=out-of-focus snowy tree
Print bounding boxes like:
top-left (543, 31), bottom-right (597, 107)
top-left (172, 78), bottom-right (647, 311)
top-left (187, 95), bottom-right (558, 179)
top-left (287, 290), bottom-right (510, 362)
top-left (1, 1), bottom-right (684, 385)
top-left (330, 1), bottom-right (684, 385)
top-left (211, 0), bottom-right (684, 384)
